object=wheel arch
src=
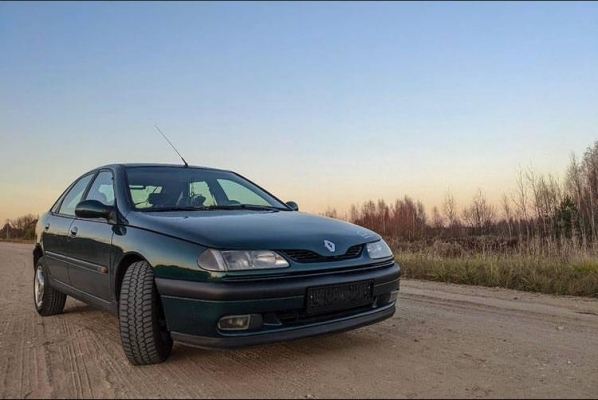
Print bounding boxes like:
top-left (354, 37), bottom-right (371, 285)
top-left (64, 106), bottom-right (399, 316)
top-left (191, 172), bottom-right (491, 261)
top-left (114, 252), bottom-right (149, 303)
top-left (33, 245), bottom-right (43, 270)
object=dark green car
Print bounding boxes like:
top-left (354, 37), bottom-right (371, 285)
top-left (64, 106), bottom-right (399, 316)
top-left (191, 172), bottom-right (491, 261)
top-left (33, 164), bottom-right (400, 365)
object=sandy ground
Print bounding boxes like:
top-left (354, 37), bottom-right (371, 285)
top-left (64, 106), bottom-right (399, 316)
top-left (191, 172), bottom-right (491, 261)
top-left (1, 242), bottom-right (597, 399)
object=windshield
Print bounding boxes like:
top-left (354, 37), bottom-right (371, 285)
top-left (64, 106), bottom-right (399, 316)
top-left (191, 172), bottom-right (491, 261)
top-left (125, 166), bottom-right (289, 211)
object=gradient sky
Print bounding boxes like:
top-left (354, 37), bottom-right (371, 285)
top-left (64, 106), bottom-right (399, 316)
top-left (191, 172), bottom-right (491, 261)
top-left (1, 1), bottom-right (597, 223)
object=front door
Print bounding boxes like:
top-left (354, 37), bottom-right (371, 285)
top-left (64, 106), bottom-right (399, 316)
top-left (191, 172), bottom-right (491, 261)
top-left (65, 170), bottom-right (115, 301)
top-left (44, 173), bottom-right (95, 284)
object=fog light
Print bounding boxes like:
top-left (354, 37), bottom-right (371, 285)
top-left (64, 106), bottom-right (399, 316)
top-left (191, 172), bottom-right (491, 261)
top-left (378, 290), bottom-right (399, 306)
top-left (218, 315), bottom-right (251, 331)
top-left (218, 314), bottom-right (264, 331)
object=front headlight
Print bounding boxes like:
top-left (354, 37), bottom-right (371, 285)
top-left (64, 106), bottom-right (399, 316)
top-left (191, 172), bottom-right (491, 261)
top-left (198, 249), bottom-right (290, 271)
top-left (366, 240), bottom-right (393, 259)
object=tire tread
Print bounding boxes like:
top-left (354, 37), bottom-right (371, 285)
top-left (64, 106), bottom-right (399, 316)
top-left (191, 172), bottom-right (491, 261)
top-left (119, 261), bottom-right (172, 365)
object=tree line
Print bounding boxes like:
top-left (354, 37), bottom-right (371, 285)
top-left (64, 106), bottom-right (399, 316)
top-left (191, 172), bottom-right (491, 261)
top-left (2, 214), bottom-right (38, 241)
top-left (324, 141), bottom-right (598, 253)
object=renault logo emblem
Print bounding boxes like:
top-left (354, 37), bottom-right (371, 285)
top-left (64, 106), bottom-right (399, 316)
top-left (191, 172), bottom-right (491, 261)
top-left (324, 240), bottom-right (336, 253)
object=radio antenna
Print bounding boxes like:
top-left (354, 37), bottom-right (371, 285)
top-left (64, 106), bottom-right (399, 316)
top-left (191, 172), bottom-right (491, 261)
top-left (154, 124), bottom-right (188, 167)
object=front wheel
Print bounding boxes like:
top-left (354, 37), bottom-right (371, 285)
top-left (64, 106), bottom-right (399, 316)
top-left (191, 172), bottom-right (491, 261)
top-left (119, 260), bottom-right (173, 365)
top-left (34, 259), bottom-right (67, 316)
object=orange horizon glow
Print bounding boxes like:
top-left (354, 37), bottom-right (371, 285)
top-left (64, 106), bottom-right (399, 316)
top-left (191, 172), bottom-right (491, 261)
top-left (1, 3), bottom-right (597, 226)
top-left (0, 165), bottom-right (566, 224)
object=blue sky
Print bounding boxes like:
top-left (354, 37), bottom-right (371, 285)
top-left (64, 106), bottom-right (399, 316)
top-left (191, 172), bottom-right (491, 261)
top-left (1, 2), bottom-right (597, 221)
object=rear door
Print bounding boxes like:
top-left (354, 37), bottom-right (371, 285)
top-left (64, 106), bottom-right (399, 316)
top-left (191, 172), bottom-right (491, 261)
top-left (43, 173), bottom-right (95, 284)
top-left (65, 170), bottom-right (115, 301)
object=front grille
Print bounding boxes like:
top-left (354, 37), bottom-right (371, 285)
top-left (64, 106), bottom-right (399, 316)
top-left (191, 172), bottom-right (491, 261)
top-left (281, 244), bottom-right (363, 263)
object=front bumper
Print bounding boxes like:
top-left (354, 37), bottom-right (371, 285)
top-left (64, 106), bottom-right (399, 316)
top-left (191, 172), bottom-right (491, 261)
top-left (156, 261), bottom-right (400, 348)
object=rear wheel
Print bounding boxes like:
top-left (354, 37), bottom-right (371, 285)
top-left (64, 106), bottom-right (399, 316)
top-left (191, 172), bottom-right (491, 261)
top-left (34, 258), bottom-right (67, 316)
top-left (119, 260), bottom-right (173, 365)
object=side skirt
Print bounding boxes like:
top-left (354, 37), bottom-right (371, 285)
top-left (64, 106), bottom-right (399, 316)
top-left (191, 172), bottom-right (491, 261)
top-left (48, 276), bottom-right (118, 315)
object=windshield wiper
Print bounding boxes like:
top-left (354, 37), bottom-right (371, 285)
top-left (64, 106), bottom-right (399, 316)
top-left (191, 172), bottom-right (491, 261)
top-left (204, 204), bottom-right (284, 211)
top-left (144, 206), bottom-right (211, 212)
top-left (144, 204), bottom-right (285, 212)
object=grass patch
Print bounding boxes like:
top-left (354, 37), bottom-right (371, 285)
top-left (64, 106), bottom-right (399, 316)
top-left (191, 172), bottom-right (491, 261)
top-left (396, 252), bottom-right (598, 297)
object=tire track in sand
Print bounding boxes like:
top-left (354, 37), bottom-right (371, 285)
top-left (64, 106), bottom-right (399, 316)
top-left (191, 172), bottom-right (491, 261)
top-left (1, 242), bottom-right (598, 399)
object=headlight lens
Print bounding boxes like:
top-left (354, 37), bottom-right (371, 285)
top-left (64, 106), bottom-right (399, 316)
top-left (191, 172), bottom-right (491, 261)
top-left (366, 240), bottom-right (393, 259)
top-left (198, 249), bottom-right (289, 271)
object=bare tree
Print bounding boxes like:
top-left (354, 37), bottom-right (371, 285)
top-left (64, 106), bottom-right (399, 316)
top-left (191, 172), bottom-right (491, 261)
top-left (512, 167), bottom-right (530, 239)
top-left (565, 153), bottom-right (588, 242)
top-left (502, 193), bottom-right (513, 237)
top-left (582, 141), bottom-right (598, 239)
top-left (323, 207), bottom-right (338, 219)
top-left (377, 199), bottom-right (390, 236)
top-left (443, 190), bottom-right (459, 230)
top-left (349, 204), bottom-right (360, 224)
top-left (462, 189), bottom-right (496, 234)
top-left (431, 206), bottom-right (444, 230)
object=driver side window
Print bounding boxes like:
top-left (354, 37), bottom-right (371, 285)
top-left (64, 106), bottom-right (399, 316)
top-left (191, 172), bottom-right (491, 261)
top-left (85, 171), bottom-right (115, 206)
top-left (57, 174), bottom-right (94, 216)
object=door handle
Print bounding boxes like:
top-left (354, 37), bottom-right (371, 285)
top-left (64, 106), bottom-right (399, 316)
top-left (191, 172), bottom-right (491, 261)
top-left (44, 223), bottom-right (50, 231)
top-left (70, 226), bottom-right (78, 237)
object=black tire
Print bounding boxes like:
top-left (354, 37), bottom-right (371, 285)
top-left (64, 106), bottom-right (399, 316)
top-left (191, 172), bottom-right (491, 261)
top-left (34, 258), bottom-right (67, 316)
top-left (119, 260), bottom-right (173, 365)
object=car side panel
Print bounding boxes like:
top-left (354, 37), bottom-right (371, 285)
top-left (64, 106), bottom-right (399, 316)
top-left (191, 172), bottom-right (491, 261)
top-left (47, 274), bottom-right (117, 314)
top-left (64, 218), bottom-right (114, 301)
top-left (41, 214), bottom-right (74, 284)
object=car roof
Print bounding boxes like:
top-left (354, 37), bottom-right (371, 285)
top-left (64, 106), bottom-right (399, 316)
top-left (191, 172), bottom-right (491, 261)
top-left (96, 163), bottom-right (234, 174)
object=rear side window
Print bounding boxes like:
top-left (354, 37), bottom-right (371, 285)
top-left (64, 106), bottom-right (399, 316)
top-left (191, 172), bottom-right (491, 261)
top-left (85, 171), bottom-right (115, 206)
top-left (57, 174), bottom-right (94, 216)
top-left (50, 190), bottom-right (69, 214)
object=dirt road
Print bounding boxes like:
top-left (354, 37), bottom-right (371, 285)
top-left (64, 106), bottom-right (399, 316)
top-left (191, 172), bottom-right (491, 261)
top-left (1, 242), bottom-right (597, 398)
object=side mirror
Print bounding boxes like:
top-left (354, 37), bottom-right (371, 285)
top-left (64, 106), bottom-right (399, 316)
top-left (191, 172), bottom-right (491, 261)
top-left (286, 201), bottom-right (299, 211)
top-left (75, 200), bottom-right (114, 221)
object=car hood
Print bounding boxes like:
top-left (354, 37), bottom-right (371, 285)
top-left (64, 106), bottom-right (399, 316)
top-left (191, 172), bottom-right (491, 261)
top-left (126, 210), bottom-right (381, 255)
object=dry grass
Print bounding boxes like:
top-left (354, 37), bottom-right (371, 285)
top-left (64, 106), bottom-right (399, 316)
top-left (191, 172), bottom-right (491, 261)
top-left (396, 251), bottom-right (598, 297)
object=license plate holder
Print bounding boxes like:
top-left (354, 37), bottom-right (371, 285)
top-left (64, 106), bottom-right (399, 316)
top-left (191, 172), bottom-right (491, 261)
top-left (306, 280), bottom-right (374, 315)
